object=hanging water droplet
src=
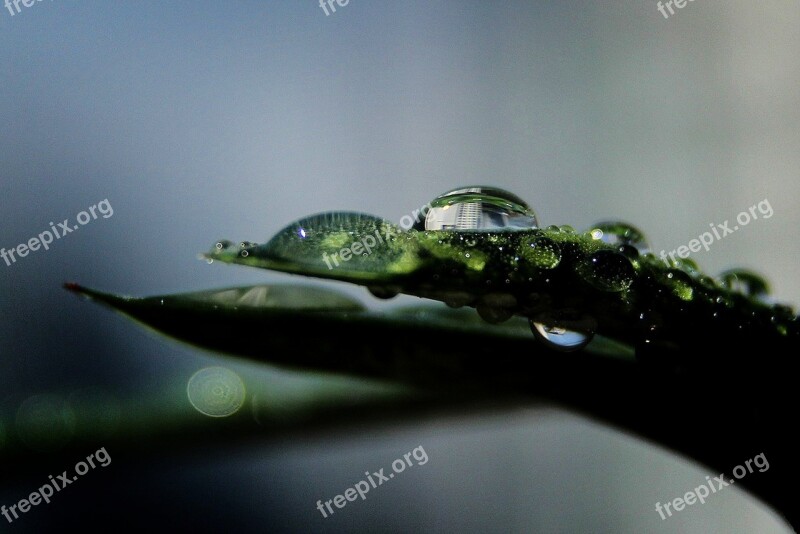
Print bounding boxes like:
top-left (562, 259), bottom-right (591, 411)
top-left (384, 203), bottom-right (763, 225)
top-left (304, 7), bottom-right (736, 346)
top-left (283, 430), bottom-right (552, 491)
top-left (421, 186), bottom-right (538, 231)
top-left (588, 221), bottom-right (650, 254)
top-left (368, 286), bottom-right (400, 300)
top-left (519, 235), bottom-right (561, 269)
top-left (443, 291), bottom-right (473, 308)
top-left (477, 305), bottom-right (513, 324)
top-left (718, 269), bottom-right (770, 297)
top-left (530, 320), bottom-right (594, 351)
top-left (576, 250), bottom-right (635, 292)
top-left (529, 313), bottom-right (596, 352)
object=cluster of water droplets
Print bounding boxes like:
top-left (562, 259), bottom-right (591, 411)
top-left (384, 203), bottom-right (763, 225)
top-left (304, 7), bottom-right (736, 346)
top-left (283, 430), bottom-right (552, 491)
top-left (209, 239), bottom-right (260, 260)
top-left (227, 184), bottom-right (791, 352)
top-left (418, 187), bottom-right (650, 351)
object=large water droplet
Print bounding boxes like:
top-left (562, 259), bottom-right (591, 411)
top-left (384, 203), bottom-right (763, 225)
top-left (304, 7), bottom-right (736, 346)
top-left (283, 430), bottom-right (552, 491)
top-left (421, 186), bottom-right (538, 231)
top-left (576, 250), bottom-right (635, 292)
top-left (588, 221), bottom-right (650, 254)
top-left (530, 321), bottom-right (594, 351)
top-left (718, 269), bottom-right (770, 297)
top-left (257, 212), bottom-right (410, 275)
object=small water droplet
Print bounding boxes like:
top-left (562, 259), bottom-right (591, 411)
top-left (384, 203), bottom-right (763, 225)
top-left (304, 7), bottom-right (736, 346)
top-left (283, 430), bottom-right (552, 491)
top-left (617, 244), bottom-right (639, 259)
top-left (206, 258), bottom-right (214, 264)
top-left (241, 250), bottom-right (249, 257)
top-left (443, 292), bottom-right (472, 308)
top-left (588, 221), bottom-right (650, 254)
top-left (519, 236), bottom-right (561, 269)
top-left (477, 305), bottom-right (513, 324)
top-left (718, 269), bottom-right (770, 297)
top-left (368, 286), bottom-right (399, 300)
top-left (421, 186), bottom-right (538, 231)
top-left (576, 250), bottom-right (635, 292)
top-left (664, 269), bottom-right (694, 300)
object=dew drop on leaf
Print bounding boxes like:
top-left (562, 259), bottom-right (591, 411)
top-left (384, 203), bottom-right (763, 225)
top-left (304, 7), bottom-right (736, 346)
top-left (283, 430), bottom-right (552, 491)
top-left (588, 221), bottom-right (650, 254)
top-left (576, 250), bottom-right (635, 292)
top-left (718, 269), bottom-right (770, 297)
top-left (519, 235), bottom-right (561, 270)
top-left (420, 186), bottom-right (539, 231)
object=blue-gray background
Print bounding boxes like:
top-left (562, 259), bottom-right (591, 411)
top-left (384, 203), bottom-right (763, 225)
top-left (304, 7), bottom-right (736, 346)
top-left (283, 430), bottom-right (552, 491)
top-left (1, 1), bottom-right (797, 532)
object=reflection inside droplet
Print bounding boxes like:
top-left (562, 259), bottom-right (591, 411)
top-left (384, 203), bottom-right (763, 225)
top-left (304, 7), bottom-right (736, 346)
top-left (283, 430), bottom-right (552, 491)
top-left (187, 367), bottom-right (246, 418)
top-left (422, 186), bottom-right (539, 231)
top-left (530, 320), bottom-right (594, 352)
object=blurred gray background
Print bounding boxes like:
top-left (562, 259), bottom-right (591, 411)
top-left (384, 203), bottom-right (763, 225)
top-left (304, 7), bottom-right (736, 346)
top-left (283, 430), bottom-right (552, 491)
top-left (1, 1), bottom-right (797, 532)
